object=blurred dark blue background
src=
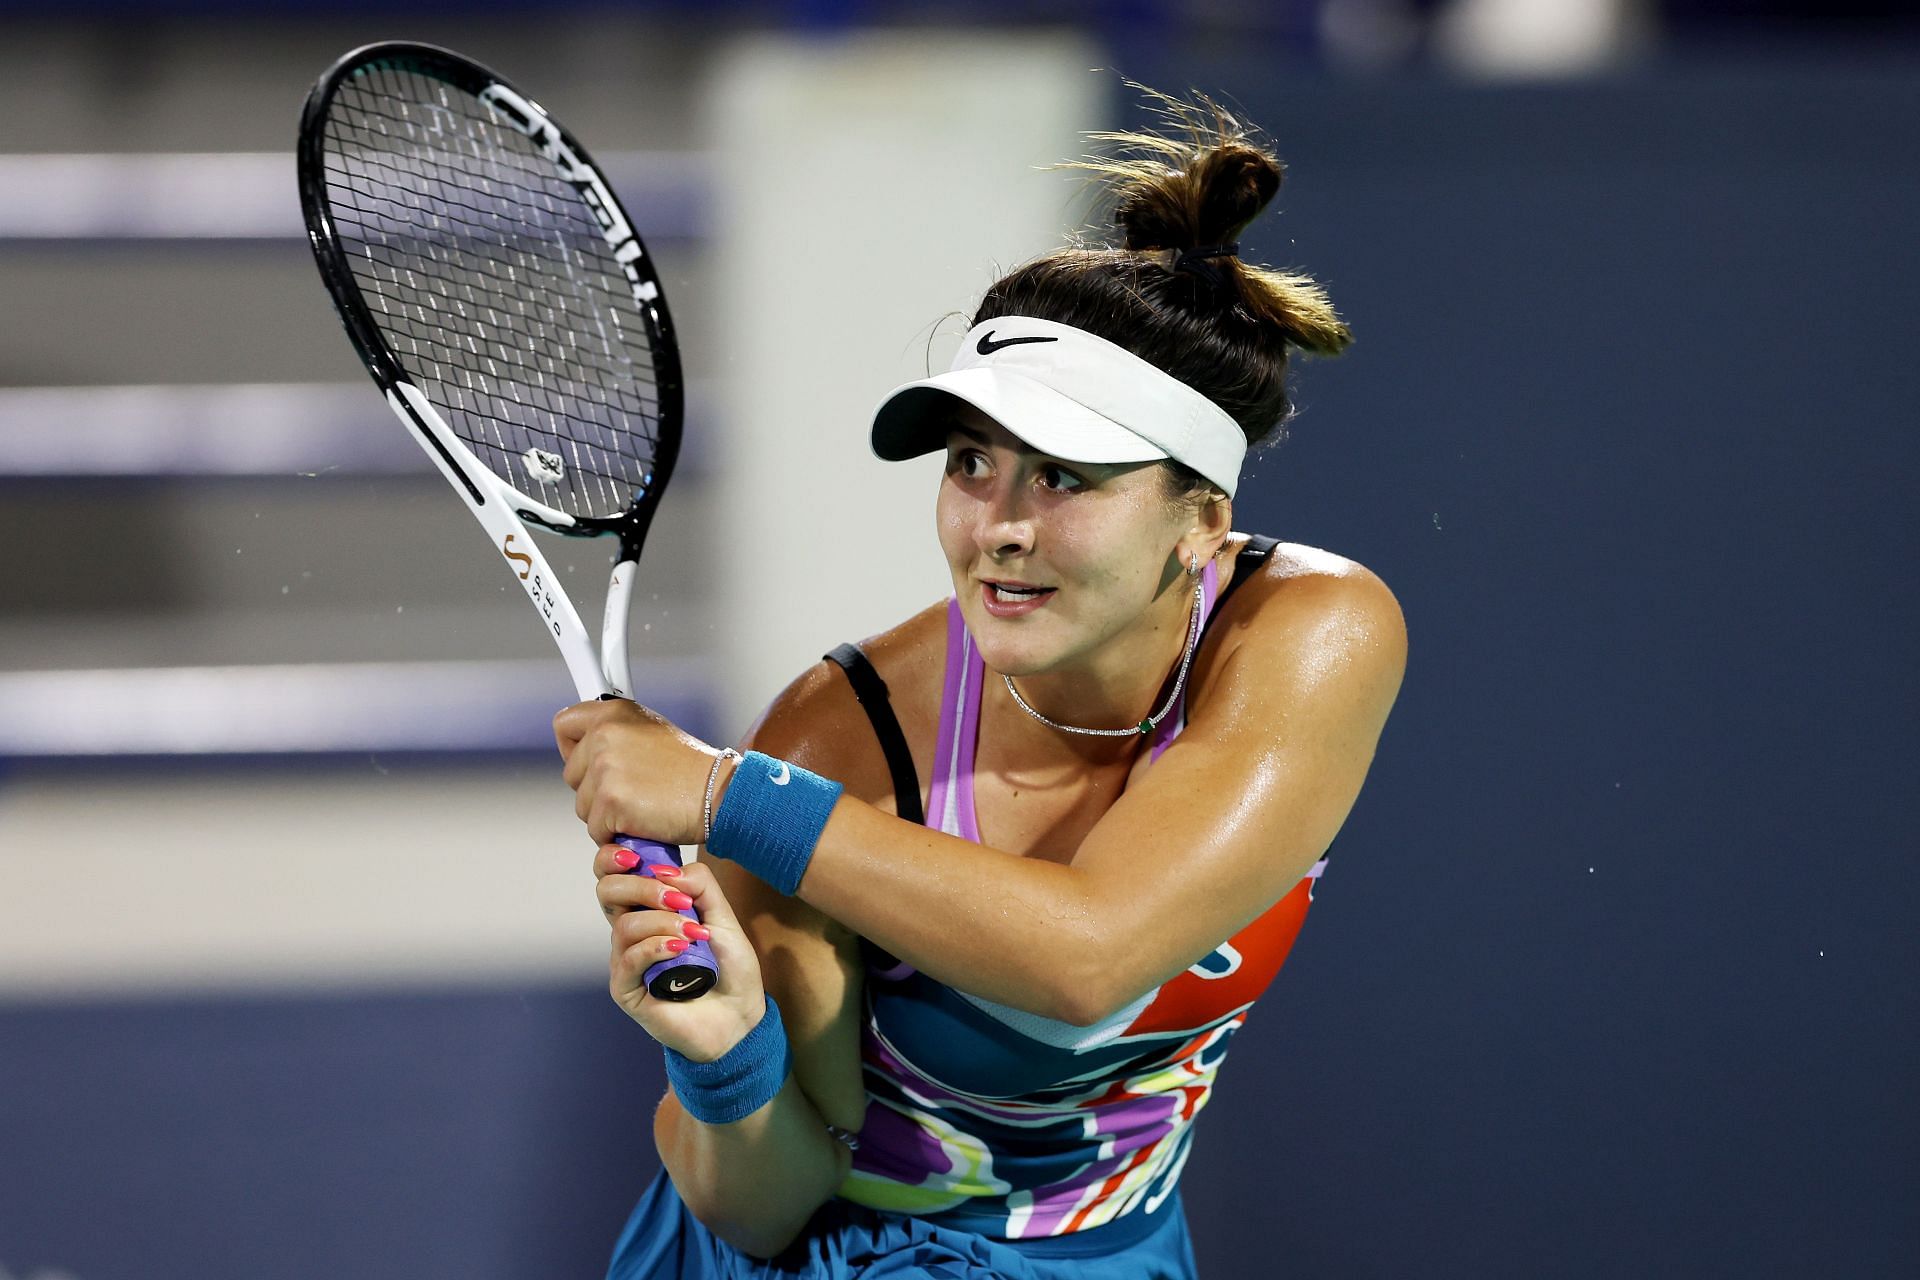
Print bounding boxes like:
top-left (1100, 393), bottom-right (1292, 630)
top-left (3, 16), bottom-right (1915, 1280)
top-left (1159, 51), bottom-right (1920, 1277)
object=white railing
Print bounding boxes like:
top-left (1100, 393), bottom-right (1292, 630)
top-left (0, 150), bottom-right (708, 242)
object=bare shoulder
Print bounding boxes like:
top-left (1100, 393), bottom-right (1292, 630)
top-left (742, 599), bottom-right (949, 814)
top-left (1255, 541), bottom-right (1402, 625)
top-left (717, 601), bottom-right (945, 973)
top-left (1193, 538), bottom-right (1407, 718)
top-left (1218, 537), bottom-right (1404, 636)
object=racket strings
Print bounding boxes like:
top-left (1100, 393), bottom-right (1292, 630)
top-left (319, 64), bottom-right (666, 520)
top-left (326, 89), bottom-right (660, 471)
top-left (325, 92), bottom-right (658, 505)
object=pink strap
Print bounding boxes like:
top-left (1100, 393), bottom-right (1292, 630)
top-left (1150, 558), bottom-right (1221, 762)
top-left (928, 599), bottom-right (982, 842)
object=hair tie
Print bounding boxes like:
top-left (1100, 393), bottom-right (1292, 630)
top-left (1172, 242), bottom-right (1240, 292)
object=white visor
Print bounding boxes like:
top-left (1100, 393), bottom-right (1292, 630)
top-left (869, 316), bottom-right (1247, 497)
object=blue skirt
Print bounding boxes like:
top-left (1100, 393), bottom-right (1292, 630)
top-left (607, 1171), bottom-right (1199, 1280)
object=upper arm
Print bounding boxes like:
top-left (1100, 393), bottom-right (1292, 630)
top-left (706, 657), bottom-right (901, 1133)
top-left (1070, 562), bottom-right (1408, 1014)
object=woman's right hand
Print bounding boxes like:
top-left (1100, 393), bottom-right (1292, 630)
top-left (594, 849), bottom-right (769, 1062)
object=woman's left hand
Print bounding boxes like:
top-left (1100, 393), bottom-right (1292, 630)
top-left (554, 699), bottom-right (722, 847)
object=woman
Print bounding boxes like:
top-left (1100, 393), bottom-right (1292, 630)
top-left (556, 95), bottom-right (1406, 1278)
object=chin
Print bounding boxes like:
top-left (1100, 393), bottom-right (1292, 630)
top-left (958, 604), bottom-right (1063, 676)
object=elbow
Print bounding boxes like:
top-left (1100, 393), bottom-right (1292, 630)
top-left (677, 1181), bottom-right (820, 1260)
top-left (1052, 986), bottom-right (1135, 1028)
top-left (1044, 956), bottom-right (1130, 1028)
top-left (1028, 884), bottom-right (1149, 1027)
top-left (1051, 992), bottom-right (1110, 1028)
top-left (654, 1092), bottom-right (849, 1259)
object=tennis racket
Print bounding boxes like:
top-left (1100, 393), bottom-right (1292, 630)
top-left (297, 41), bottom-right (716, 1001)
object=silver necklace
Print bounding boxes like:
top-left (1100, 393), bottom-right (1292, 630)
top-left (1001, 575), bottom-right (1206, 738)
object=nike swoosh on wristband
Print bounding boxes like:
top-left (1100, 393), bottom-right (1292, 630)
top-left (769, 761), bottom-right (791, 786)
top-left (976, 331), bottom-right (1060, 356)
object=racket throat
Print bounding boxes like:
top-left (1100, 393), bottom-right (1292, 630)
top-left (601, 557), bottom-right (638, 697)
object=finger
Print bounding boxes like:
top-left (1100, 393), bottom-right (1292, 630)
top-left (611, 932), bottom-right (698, 996)
top-left (554, 702), bottom-right (600, 765)
top-left (562, 732), bottom-right (594, 791)
top-left (587, 807), bottom-right (615, 849)
top-left (651, 860), bottom-right (749, 937)
top-left (586, 789), bottom-right (651, 851)
top-left (608, 863), bottom-right (765, 1013)
top-left (611, 907), bottom-right (705, 951)
top-left (552, 700), bottom-right (609, 749)
top-left (595, 842), bottom-right (684, 880)
top-left (658, 861), bottom-right (762, 986)
top-left (595, 841), bottom-right (633, 878)
top-left (596, 868), bottom-right (693, 917)
top-left (604, 857), bottom-right (751, 976)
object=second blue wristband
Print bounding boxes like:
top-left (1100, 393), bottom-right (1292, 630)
top-left (662, 995), bottom-right (791, 1125)
top-left (707, 750), bottom-right (842, 895)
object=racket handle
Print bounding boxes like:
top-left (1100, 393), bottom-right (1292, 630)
top-left (617, 835), bottom-right (719, 1001)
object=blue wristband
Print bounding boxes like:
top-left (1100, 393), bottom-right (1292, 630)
top-left (708, 751), bottom-right (842, 896)
top-left (662, 995), bottom-right (792, 1126)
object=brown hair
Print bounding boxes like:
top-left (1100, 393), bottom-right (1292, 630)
top-left (971, 87), bottom-right (1353, 498)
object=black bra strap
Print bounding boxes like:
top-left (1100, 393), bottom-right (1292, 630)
top-left (823, 643), bottom-right (925, 826)
top-left (1201, 534), bottom-right (1281, 639)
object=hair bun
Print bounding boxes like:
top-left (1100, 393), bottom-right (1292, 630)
top-left (1091, 94), bottom-right (1285, 253)
top-left (974, 85), bottom-right (1351, 457)
top-left (1190, 145), bottom-right (1281, 247)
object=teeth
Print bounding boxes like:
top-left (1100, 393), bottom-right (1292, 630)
top-left (992, 585), bottom-right (1046, 601)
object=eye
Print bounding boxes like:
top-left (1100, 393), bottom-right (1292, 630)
top-left (948, 448), bottom-right (990, 479)
top-left (1038, 463), bottom-right (1085, 493)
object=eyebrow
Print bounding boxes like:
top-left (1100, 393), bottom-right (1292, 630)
top-left (943, 422), bottom-right (1102, 476)
top-left (945, 421), bottom-right (991, 444)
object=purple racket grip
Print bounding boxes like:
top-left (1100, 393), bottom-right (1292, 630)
top-left (617, 835), bottom-right (719, 1001)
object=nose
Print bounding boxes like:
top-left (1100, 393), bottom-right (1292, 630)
top-left (975, 474), bottom-right (1034, 561)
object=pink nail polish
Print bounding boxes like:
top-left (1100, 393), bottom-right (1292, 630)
top-left (643, 863), bottom-right (679, 878)
top-left (662, 890), bottom-right (693, 912)
top-left (682, 923), bottom-right (711, 942)
top-left (663, 938), bottom-right (689, 954)
top-left (612, 849), bottom-right (640, 870)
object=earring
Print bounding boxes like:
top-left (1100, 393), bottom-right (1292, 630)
top-left (1187, 551), bottom-right (1201, 579)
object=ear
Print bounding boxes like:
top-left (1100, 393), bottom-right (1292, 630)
top-left (1183, 491), bottom-right (1234, 564)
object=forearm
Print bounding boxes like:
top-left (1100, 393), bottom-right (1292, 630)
top-left (705, 752), bottom-right (1212, 1025)
top-left (798, 797), bottom-right (1137, 1024)
top-left (654, 1074), bottom-right (850, 1258)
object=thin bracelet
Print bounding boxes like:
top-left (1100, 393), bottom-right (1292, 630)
top-left (702, 749), bottom-right (741, 845)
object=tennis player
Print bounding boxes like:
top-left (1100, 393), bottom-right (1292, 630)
top-left (556, 95), bottom-right (1406, 1279)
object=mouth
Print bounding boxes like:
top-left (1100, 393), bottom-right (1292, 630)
top-left (980, 578), bottom-right (1057, 617)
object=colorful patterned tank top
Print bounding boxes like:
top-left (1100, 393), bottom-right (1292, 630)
top-left (835, 543), bottom-right (1328, 1242)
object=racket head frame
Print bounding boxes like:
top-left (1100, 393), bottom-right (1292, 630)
top-left (298, 42), bottom-right (717, 1001)
top-left (296, 40), bottom-right (686, 699)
